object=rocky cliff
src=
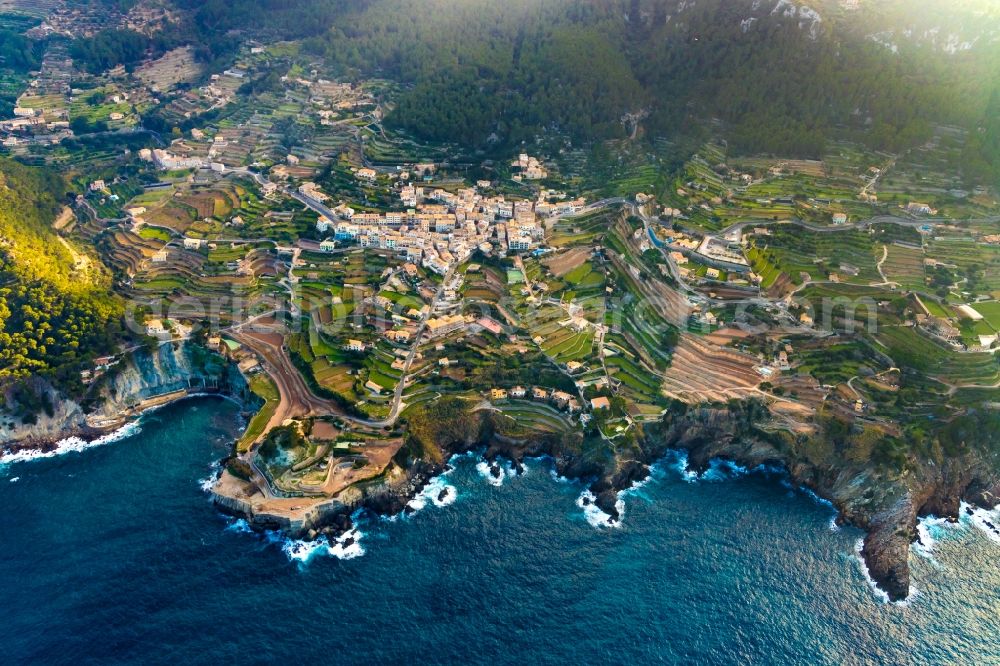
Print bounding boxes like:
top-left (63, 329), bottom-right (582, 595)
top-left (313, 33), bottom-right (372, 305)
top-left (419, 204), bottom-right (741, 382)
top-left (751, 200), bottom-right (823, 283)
top-left (421, 398), bottom-right (1000, 602)
top-left (639, 402), bottom-right (1000, 602)
top-left (212, 394), bottom-right (999, 603)
top-left (0, 342), bottom-right (251, 455)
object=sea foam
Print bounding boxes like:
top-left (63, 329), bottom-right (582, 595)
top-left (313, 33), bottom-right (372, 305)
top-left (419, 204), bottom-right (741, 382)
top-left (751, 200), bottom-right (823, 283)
top-left (403, 454), bottom-right (467, 516)
top-left (576, 489), bottom-right (622, 528)
top-left (913, 515), bottom-right (958, 560)
top-left (0, 420), bottom-right (142, 466)
top-left (407, 475), bottom-right (457, 514)
top-left (668, 451), bottom-right (699, 483)
top-left (198, 460), bottom-right (222, 493)
top-left (266, 522), bottom-right (365, 564)
top-left (277, 527), bottom-right (366, 563)
top-left (961, 501), bottom-right (1000, 546)
top-left (476, 460), bottom-right (506, 487)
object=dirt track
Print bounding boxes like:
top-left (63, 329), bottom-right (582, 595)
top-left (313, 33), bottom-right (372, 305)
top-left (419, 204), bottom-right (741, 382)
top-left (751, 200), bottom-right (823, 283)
top-left (230, 326), bottom-right (344, 442)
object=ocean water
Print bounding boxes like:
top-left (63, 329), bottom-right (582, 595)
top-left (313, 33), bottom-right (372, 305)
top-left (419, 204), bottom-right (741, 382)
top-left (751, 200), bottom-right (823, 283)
top-left (1, 397), bottom-right (998, 665)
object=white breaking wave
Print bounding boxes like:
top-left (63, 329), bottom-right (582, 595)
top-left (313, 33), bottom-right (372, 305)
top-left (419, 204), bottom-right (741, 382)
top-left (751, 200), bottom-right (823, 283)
top-left (576, 489), bottom-right (623, 529)
top-left (198, 461), bottom-right (222, 493)
top-left (698, 459), bottom-right (750, 482)
top-left (278, 528), bottom-right (365, 563)
top-left (406, 475), bottom-right (457, 514)
top-left (908, 503), bottom-right (1000, 561)
top-left (669, 451), bottom-right (699, 483)
top-left (476, 460), bottom-right (505, 487)
top-left (620, 471), bottom-right (654, 498)
top-left (327, 527), bottom-right (365, 559)
top-left (404, 455), bottom-right (465, 516)
top-left (226, 511), bottom-right (365, 563)
top-left (961, 501), bottom-right (1000, 546)
top-left (8, 476), bottom-right (19, 483)
top-left (913, 515), bottom-right (958, 560)
top-left (548, 466), bottom-right (571, 484)
top-left (0, 420), bottom-right (142, 466)
top-left (225, 518), bottom-right (253, 533)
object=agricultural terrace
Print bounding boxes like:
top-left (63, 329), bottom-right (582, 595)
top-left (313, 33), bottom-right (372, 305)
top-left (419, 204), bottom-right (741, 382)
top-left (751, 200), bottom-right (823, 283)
top-left (661, 141), bottom-right (888, 233)
top-left (876, 326), bottom-right (1000, 387)
top-left (491, 400), bottom-right (574, 437)
top-left (747, 226), bottom-right (882, 286)
top-left (548, 208), bottom-right (618, 248)
top-left (970, 301), bottom-right (1000, 331)
top-left (925, 232), bottom-right (1000, 299)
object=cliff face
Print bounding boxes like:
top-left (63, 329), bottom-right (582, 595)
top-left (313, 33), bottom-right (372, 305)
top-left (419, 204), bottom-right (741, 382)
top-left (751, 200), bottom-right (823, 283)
top-left (87, 342), bottom-right (249, 423)
top-left (212, 395), bottom-right (999, 603)
top-left (0, 343), bottom-right (250, 453)
top-left (0, 384), bottom-right (88, 447)
top-left (641, 403), bottom-right (1000, 602)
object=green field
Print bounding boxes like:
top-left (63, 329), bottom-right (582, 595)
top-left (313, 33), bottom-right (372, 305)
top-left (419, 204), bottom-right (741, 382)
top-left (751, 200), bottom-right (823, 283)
top-left (876, 326), bottom-right (999, 386)
top-left (238, 374), bottom-right (280, 452)
top-left (971, 301), bottom-right (1000, 330)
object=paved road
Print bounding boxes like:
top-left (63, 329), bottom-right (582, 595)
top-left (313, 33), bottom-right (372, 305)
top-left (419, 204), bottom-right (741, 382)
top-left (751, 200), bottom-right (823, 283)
top-left (357, 262), bottom-right (459, 428)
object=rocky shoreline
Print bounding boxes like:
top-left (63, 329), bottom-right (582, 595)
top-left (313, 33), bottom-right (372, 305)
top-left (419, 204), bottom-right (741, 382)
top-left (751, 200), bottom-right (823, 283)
top-left (8, 364), bottom-right (997, 604)
top-left (210, 398), bottom-right (1000, 603)
top-left (640, 404), bottom-right (1000, 602)
top-left (1, 343), bottom-right (256, 462)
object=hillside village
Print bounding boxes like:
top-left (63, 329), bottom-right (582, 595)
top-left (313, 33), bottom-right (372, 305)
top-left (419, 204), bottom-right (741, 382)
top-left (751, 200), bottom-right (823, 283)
top-left (0, 2), bottom-right (997, 597)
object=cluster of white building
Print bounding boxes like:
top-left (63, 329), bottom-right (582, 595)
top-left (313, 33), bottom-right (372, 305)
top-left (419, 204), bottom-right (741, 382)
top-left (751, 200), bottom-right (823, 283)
top-left (139, 147), bottom-right (223, 172)
top-left (510, 153), bottom-right (547, 181)
top-left (314, 181), bottom-right (584, 273)
top-left (0, 105), bottom-right (70, 143)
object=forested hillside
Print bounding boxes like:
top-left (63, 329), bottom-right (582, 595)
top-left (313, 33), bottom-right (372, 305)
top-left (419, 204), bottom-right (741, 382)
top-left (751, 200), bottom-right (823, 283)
top-left (69, 0), bottom-right (1000, 177)
top-left (302, 0), bottom-right (998, 161)
top-left (0, 160), bottom-right (122, 392)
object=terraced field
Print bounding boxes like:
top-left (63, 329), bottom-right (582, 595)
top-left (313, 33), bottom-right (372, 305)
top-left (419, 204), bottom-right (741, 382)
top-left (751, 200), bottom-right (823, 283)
top-left (493, 400), bottom-right (573, 435)
top-left (603, 341), bottom-right (664, 408)
top-left (548, 209), bottom-right (617, 248)
top-left (876, 326), bottom-right (999, 387)
top-left (542, 247), bottom-right (590, 278)
top-left (753, 227), bottom-right (881, 285)
top-left (661, 335), bottom-right (761, 402)
top-left (926, 235), bottom-right (1000, 296)
top-left (746, 246), bottom-right (782, 289)
top-left (881, 243), bottom-right (926, 291)
top-left (971, 301), bottom-right (1000, 330)
top-left (461, 263), bottom-right (507, 302)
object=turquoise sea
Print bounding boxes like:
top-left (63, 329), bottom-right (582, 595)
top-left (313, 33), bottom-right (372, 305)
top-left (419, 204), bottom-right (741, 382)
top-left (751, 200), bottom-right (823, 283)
top-left (1, 398), bottom-right (998, 665)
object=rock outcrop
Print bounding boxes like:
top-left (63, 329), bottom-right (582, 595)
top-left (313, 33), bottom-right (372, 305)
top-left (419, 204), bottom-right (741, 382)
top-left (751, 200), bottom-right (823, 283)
top-left (215, 394), bottom-right (1000, 604)
top-left (641, 403), bottom-right (1000, 602)
top-left (1, 342), bottom-right (251, 456)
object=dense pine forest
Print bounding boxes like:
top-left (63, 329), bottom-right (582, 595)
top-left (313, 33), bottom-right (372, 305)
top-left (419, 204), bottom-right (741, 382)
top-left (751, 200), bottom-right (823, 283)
top-left (302, 0), bottom-right (999, 164)
top-left (0, 160), bottom-right (122, 394)
top-left (67, 0), bottom-right (1000, 181)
